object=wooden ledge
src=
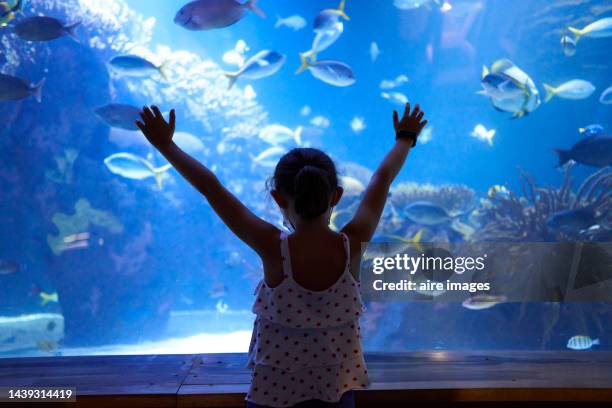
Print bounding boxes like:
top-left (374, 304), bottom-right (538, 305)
top-left (1, 351), bottom-right (611, 407)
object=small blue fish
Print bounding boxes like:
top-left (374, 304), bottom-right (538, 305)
top-left (578, 124), bottom-right (604, 137)
top-left (296, 54), bottom-right (355, 87)
top-left (224, 50), bottom-right (286, 89)
top-left (95, 104), bottom-right (142, 131)
top-left (0, 259), bottom-right (19, 275)
top-left (14, 16), bottom-right (79, 41)
top-left (554, 135), bottom-right (612, 168)
top-left (313, 0), bottom-right (349, 32)
top-left (567, 335), bottom-right (600, 350)
top-left (0, 74), bottom-right (44, 102)
top-left (108, 55), bottom-right (170, 80)
top-left (546, 209), bottom-right (596, 234)
top-left (174, 0), bottom-right (265, 31)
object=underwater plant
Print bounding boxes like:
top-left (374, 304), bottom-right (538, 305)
top-left (47, 198), bottom-right (124, 255)
top-left (474, 163), bottom-right (611, 242)
top-left (383, 182), bottom-right (476, 241)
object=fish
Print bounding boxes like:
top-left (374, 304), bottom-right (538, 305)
top-left (478, 71), bottom-right (525, 100)
top-left (0, 260), bottom-right (19, 275)
top-left (300, 105), bottom-right (311, 116)
top-left (554, 135), bottom-right (612, 168)
top-left (209, 282), bottom-right (228, 298)
top-left (40, 291), bottom-right (58, 306)
top-left (0, 74), bottom-right (45, 103)
top-left (37, 340), bottom-right (58, 352)
top-left (222, 39), bottom-right (249, 67)
top-left (258, 124), bottom-right (302, 146)
top-left (303, 21), bottom-right (344, 60)
top-left (95, 104), bottom-right (143, 131)
top-left (578, 124), bottom-right (605, 137)
top-left (341, 176), bottom-right (366, 197)
top-left (0, 0), bottom-right (24, 27)
top-left (215, 299), bottom-right (229, 313)
top-left (543, 80), bottom-right (595, 102)
top-left (370, 42), bottom-right (381, 63)
top-left (224, 50), bottom-right (286, 89)
top-left (108, 55), bottom-right (170, 81)
top-left (568, 17), bottom-right (612, 42)
top-left (419, 125), bottom-right (433, 144)
top-left (350, 116), bottom-right (366, 134)
top-left (104, 153), bottom-right (172, 189)
top-left (404, 201), bottom-right (459, 226)
top-left (250, 146), bottom-right (286, 168)
top-left (487, 185), bottom-right (511, 200)
top-left (600, 86), bottom-right (612, 105)
top-left (560, 35), bottom-right (576, 57)
top-left (379, 74), bottom-right (409, 90)
top-left (393, 0), bottom-right (444, 10)
top-left (566, 335), bottom-right (600, 351)
top-left (313, 0), bottom-right (349, 32)
top-left (296, 55), bottom-right (355, 87)
top-left (275, 14), bottom-right (306, 31)
top-left (470, 124), bottom-right (496, 146)
top-left (173, 131), bottom-right (207, 156)
top-left (174, 0), bottom-right (265, 31)
top-left (381, 91), bottom-right (408, 105)
top-left (310, 115), bottom-right (330, 128)
top-left (14, 16), bottom-right (80, 41)
top-left (369, 229), bottom-right (425, 256)
top-left (546, 208), bottom-right (597, 234)
top-left (482, 59), bottom-right (540, 118)
top-left (462, 295), bottom-right (507, 310)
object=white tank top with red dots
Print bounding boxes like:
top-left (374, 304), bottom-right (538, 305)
top-left (246, 231), bottom-right (369, 407)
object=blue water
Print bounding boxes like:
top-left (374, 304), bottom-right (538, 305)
top-left (0, 0), bottom-right (610, 357)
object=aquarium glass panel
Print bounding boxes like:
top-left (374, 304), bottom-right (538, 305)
top-left (1, 0), bottom-right (611, 357)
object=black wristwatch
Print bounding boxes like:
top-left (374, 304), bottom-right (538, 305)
top-left (396, 130), bottom-right (418, 147)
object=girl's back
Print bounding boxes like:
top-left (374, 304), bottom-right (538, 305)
top-left (247, 230), bottom-right (367, 406)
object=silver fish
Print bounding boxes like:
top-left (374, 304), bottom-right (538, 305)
top-left (296, 55), bottom-right (355, 87)
top-left (95, 104), bottom-right (142, 131)
top-left (104, 152), bottom-right (172, 189)
top-left (224, 50), bottom-right (286, 89)
top-left (0, 74), bottom-right (44, 102)
top-left (275, 14), bottom-right (306, 31)
top-left (108, 55), bottom-right (169, 80)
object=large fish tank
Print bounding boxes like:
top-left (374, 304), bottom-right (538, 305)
top-left (0, 0), bottom-right (611, 359)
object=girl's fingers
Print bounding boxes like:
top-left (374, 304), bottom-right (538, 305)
top-left (142, 106), bottom-right (155, 122)
top-left (420, 120), bottom-right (428, 128)
top-left (417, 111), bottom-right (424, 120)
top-left (403, 103), bottom-right (411, 118)
top-left (139, 111), bottom-right (149, 123)
top-left (151, 105), bottom-right (162, 120)
top-left (169, 109), bottom-right (176, 131)
top-left (135, 121), bottom-right (145, 132)
top-left (411, 104), bottom-right (421, 118)
top-left (393, 110), bottom-right (399, 128)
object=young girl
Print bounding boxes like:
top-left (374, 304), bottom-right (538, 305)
top-left (136, 102), bottom-right (427, 408)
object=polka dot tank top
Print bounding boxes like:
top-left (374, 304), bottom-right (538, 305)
top-left (246, 231), bottom-right (370, 407)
